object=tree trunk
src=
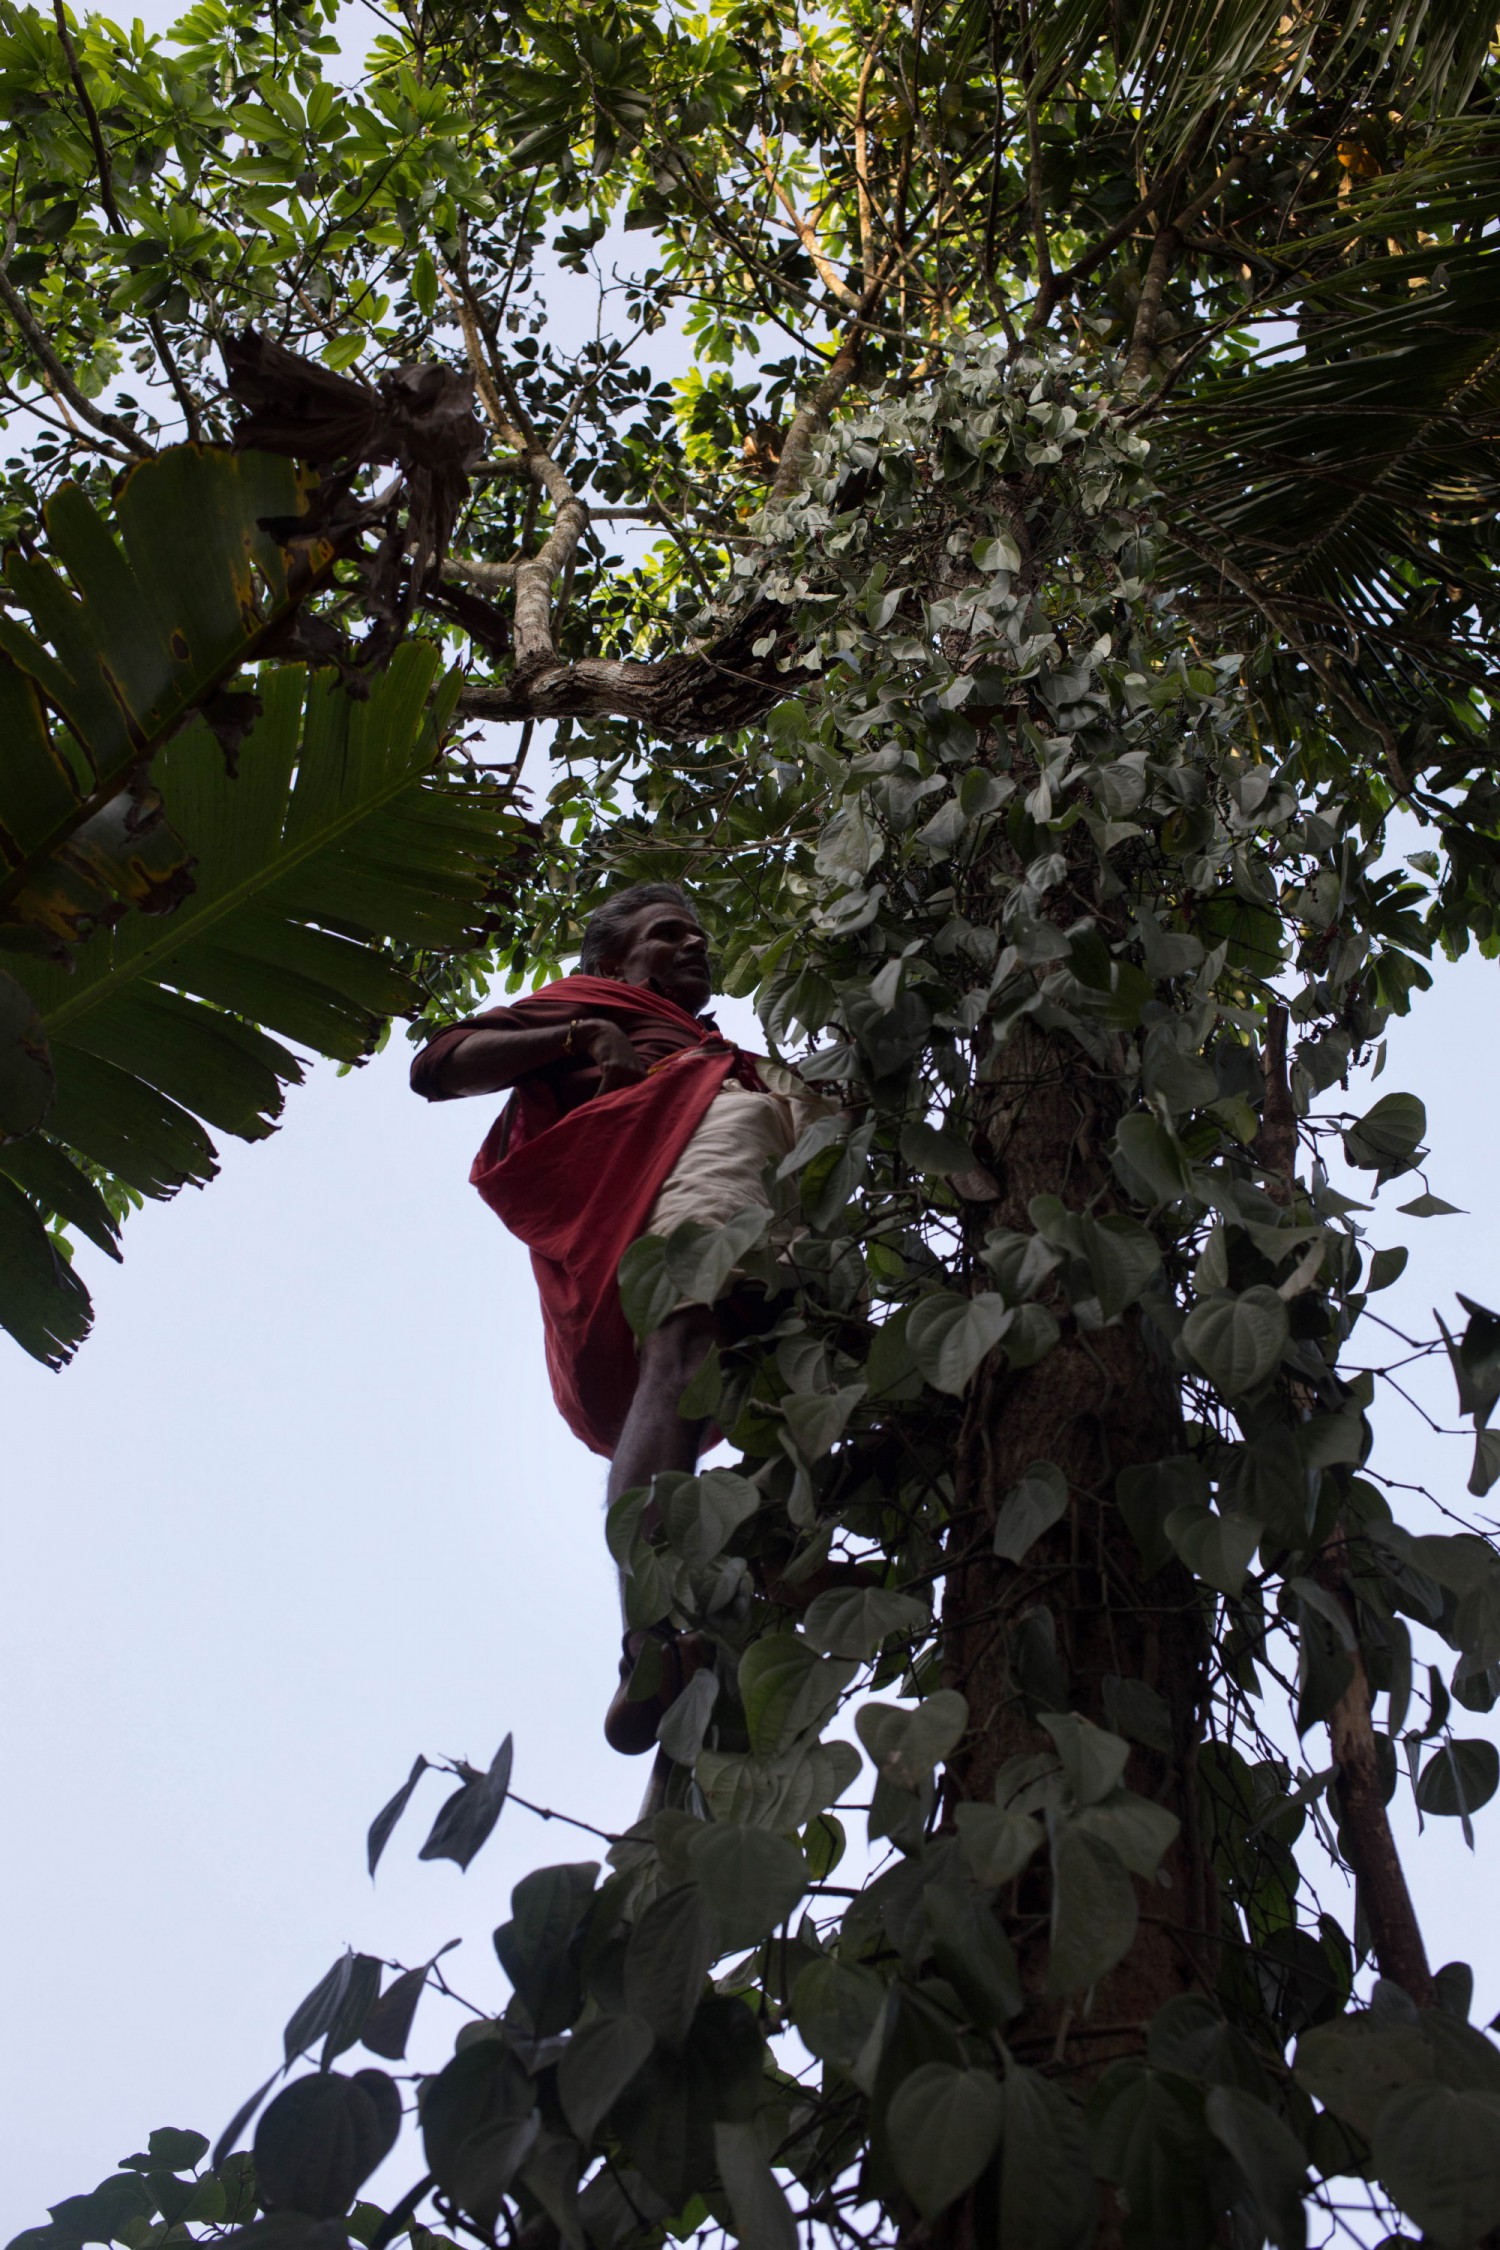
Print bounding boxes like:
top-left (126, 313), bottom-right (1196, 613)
top-left (940, 1020), bottom-right (1213, 2122)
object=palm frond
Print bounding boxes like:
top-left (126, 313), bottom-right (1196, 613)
top-left (1023, 0), bottom-right (1495, 153)
top-left (1160, 246), bottom-right (1500, 724)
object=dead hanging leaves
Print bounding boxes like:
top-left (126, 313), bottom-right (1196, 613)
top-left (221, 328), bottom-right (507, 671)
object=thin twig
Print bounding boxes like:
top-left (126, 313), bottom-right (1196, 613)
top-left (588, 506), bottom-right (752, 536)
top-left (757, 144), bottom-right (862, 310)
top-left (6, 374), bottom-right (135, 463)
top-left (644, 484), bottom-right (713, 598)
top-left (852, 1), bottom-right (899, 285)
top-left (51, 0), bottom-right (200, 439)
top-left (508, 1790), bottom-right (620, 1844)
top-left (0, 264), bottom-right (151, 459)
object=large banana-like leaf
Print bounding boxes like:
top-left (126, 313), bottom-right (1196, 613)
top-left (0, 646), bottom-right (529, 1368)
top-left (0, 445), bottom-right (335, 952)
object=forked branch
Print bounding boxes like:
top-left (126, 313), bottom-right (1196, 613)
top-left (0, 258), bottom-right (151, 459)
top-left (440, 265), bottom-right (588, 671)
top-left (758, 151), bottom-right (863, 311)
top-left (766, 252), bottom-right (895, 506)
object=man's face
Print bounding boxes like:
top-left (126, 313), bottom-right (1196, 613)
top-left (612, 902), bottom-right (713, 1013)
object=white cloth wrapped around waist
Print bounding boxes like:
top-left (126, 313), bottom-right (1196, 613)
top-left (646, 1056), bottom-right (833, 1236)
top-left (645, 1076), bottom-right (800, 1238)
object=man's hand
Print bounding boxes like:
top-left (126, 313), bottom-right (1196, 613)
top-left (413, 1012), bottom-right (649, 1099)
top-left (581, 1018), bottom-right (648, 1093)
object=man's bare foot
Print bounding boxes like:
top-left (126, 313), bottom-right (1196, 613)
top-left (604, 1626), bottom-right (707, 1756)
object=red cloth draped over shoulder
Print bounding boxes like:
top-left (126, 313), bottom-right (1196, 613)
top-left (456, 975), bottom-right (754, 1459)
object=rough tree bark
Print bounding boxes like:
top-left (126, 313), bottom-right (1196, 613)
top-left (934, 1022), bottom-right (1211, 2250)
top-left (454, 597), bottom-right (802, 735)
top-left (947, 1021), bottom-right (1212, 2013)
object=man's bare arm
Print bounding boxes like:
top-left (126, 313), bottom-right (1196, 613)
top-left (422, 1016), bottom-right (646, 1098)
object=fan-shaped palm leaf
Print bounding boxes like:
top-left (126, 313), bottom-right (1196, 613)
top-left (0, 443), bottom-right (529, 1368)
top-left (0, 646), bottom-right (528, 1367)
top-left (0, 445), bottom-right (335, 954)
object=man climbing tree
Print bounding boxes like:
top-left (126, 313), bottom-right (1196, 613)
top-left (9, 0), bottom-right (1500, 2246)
top-left (411, 880), bottom-right (826, 1755)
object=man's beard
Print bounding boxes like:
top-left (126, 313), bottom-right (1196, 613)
top-left (648, 971), bottom-right (711, 1014)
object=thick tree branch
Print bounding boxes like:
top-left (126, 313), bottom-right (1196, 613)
top-left (445, 556), bottom-right (518, 590)
top-left (1124, 223), bottom-right (1182, 384)
top-left (443, 254), bottom-right (802, 721)
top-left (762, 248), bottom-right (899, 509)
top-left (765, 330), bottom-right (864, 504)
top-left (1318, 1533), bottom-right (1432, 2005)
top-left (456, 597), bottom-right (799, 738)
top-left (1036, 161), bottom-right (1241, 333)
top-left (434, 267), bottom-right (589, 669)
top-left (514, 454), bottom-right (589, 671)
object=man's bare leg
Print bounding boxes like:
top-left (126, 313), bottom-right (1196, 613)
top-left (606, 1302), bottom-right (719, 1513)
top-left (604, 1303), bottom-right (718, 1758)
top-left (636, 1744), bottom-right (676, 1822)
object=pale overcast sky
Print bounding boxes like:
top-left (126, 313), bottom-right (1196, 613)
top-left (7, 924), bottom-right (1500, 2235)
top-left (5, 2), bottom-right (1500, 2231)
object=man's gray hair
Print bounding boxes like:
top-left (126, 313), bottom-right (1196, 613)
top-left (579, 882), bottom-right (695, 976)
